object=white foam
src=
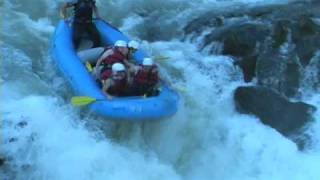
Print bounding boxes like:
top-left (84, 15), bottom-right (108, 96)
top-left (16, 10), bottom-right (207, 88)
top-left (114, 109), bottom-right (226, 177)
top-left (1, 89), bottom-right (180, 180)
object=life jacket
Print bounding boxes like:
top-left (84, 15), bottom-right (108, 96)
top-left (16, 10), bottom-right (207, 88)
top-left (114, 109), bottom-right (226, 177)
top-left (73, 0), bottom-right (95, 22)
top-left (107, 75), bottom-right (128, 96)
top-left (133, 65), bottom-right (159, 87)
top-left (101, 48), bottom-right (128, 67)
top-left (100, 68), bottom-right (112, 80)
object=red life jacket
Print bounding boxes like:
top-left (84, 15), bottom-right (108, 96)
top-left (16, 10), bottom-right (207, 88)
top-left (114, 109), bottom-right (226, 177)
top-left (99, 48), bottom-right (127, 80)
top-left (101, 48), bottom-right (127, 67)
top-left (100, 69), bottom-right (112, 80)
top-left (107, 76), bottom-right (128, 96)
top-left (133, 65), bottom-right (159, 87)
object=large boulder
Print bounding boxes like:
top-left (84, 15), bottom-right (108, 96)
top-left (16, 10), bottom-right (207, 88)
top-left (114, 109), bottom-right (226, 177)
top-left (203, 22), bottom-right (270, 56)
top-left (234, 86), bottom-right (316, 136)
top-left (183, 2), bottom-right (320, 84)
top-left (295, 36), bottom-right (320, 66)
top-left (256, 36), bottom-right (303, 97)
top-left (292, 15), bottom-right (320, 66)
top-left (203, 22), bottom-right (270, 82)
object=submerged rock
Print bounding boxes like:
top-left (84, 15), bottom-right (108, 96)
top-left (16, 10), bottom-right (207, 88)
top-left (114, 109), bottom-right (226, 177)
top-left (234, 86), bottom-right (316, 136)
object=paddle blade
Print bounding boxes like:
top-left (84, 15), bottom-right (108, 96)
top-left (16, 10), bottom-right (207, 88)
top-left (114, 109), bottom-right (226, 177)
top-left (71, 96), bottom-right (97, 106)
top-left (154, 56), bottom-right (170, 61)
top-left (85, 62), bottom-right (93, 72)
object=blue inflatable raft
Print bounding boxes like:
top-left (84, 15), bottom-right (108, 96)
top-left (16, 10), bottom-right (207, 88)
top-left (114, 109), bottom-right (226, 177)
top-left (51, 19), bottom-right (179, 121)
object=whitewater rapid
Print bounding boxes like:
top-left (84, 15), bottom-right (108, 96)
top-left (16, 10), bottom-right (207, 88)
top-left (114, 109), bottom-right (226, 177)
top-left (1, 0), bottom-right (320, 180)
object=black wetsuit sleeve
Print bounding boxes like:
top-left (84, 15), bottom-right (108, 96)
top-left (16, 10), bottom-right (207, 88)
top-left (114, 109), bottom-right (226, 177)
top-left (66, 1), bottom-right (76, 7)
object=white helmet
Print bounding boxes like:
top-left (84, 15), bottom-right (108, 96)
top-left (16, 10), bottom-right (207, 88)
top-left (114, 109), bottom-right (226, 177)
top-left (128, 40), bottom-right (139, 49)
top-left (114, 40), bottom-right (127, 48)
top-left (112, 63), bottom-right (125, 72)
top-left (142, 58), bottom-right (154, 66)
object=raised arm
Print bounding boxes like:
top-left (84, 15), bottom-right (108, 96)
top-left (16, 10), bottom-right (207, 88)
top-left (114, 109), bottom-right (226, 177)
top-left (102, 79), bottom-right (113, 99)
top-left (93, 4), bottom-right (101, 19)
top-left (126, 62), bottom-right (138, 74)
top-left (95, 55), bottom-right (104, 70)
top-left (95, 49), bottom-right (112, 68)
top-left (60, 2), bottom-right (74, 19)
top-left (94, 49), bottom-right (113, 76)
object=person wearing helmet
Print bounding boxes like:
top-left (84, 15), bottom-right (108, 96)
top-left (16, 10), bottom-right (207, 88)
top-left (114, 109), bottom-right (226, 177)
top-left (128, 40), bottom-right (139, 50)
top-left (94, 40), bottom-right (131, 81)
top-left (102, 63), bottom-right (129, 98)
top-left (128, 57), bottom-right (159, 96)
top-left (60, 0), bottom-right (101, 49)
top-left (127, 40), bottom-right (139, 62)
top-left (96, 40), bottom-right (129, 69)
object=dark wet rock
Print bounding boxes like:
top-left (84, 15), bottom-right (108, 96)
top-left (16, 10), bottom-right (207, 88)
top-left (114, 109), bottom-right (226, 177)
top-left (234, 86), bottom-right (317, 136)
top-left (291, 16), bottom-right (320, 66)
top-left (203, 22), bottom-right (270, 56)
top-left (182, 0), bottom-right (320, 150)
top-left (200, 22), bottom-right (270, 82)
top-left (184, 3), bottom-right (280, 37)
top-left (271, 19), bottom-right (291, 49)
top-left (256, 38), bottom-right (303, 97)
top-left (184, 2), bottom-right (320, 86)
top-left (294, 36), bottom-right (320, 66)
top-left (296, 15), bottom-right (320, 36)
top-left (234, 54), bottom-right (258, 82)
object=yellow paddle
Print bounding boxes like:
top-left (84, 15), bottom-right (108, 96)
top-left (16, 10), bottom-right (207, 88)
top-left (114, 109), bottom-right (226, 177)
top-left (85, 62), bottom-right (94, 72)
top-left (71, 96), bottom-right (101, 106)
top-left (154, 56), bottom-right (170, 61)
